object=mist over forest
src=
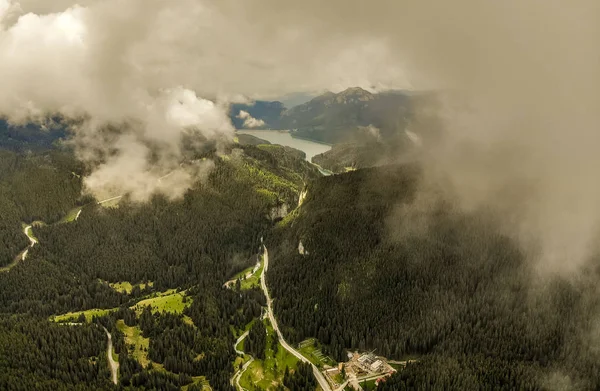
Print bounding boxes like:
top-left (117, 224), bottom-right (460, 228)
top-left (0, 1), bottom-right (599, 390)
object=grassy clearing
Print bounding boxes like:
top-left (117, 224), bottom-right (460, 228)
top-left (182, 376), bottom-right (211, 391)
top-left (231, 319), bottom-right (257, 340)
top-left (240, 264), bottom-right (264, 290)
top-left (236, 337), bottom-right (246, 352)
top-left (99, 197), bottom-right (122, 208)
top-left (52, 308), bottom-right (117, 323)
top-left (131, 289), bottom-right (191, 314)
top-left (111, 346), bottom-right (119, 363)
top-left (256, 188), bottom-right (279, 204)
top-left (51, 288), bottom-right (186, 323)
top-left (276, 208), bottom-right (300, 228)
top-left (233, 355), bottom-right (246, 372)
top-left (360, 379), bottom-right (377, 391)
top-left (298, 338), bottom-right (336, 368)
top-left (389, 363), bottom-right (403, 371)
top-left (232, 266), bottom-right (254, 282)
top-left (60, 206), bottom-right (83, 223)
top-left (182, 315), bottom-right (195, 327)
top-left (241, 163), bottom-right (299, 196)
top-left (24, 226), bottom-right (38, 242)
top-left (239, 319), bottom-right (299, 390)
top-left (110, 280), bottom-right (154, 294)
top-left (117, 320), bottom-right (151, 367)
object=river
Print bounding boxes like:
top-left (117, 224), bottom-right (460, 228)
top-left (237, 130), bottom-right (331, 162)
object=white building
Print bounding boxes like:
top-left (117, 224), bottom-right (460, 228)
top-left (370, 360), bottom-right (383, 372)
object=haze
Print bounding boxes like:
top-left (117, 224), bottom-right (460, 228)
top-left (0, 0), bottom-right (599, 273)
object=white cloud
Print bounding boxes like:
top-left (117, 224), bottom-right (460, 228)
top-left (0, 0), bottom-right (599, 277)
top-left (237, 110), bottom-right (265, 129)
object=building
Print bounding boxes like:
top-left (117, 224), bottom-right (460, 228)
top-left (370, 360), bottom-right (383, 372)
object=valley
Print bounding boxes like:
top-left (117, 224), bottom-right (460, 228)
top-left (0, 0), bottom-right (595, 389)
top-left (1, 141), bottom-right (596, 390)
top-left (1, 124), bottom-right (600, 390)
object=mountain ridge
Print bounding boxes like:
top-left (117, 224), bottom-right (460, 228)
top-left (230, 87), bottom-right (412, 144)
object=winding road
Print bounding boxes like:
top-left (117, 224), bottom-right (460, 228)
top-left (97, 195), bottom-right (124, 205)
top-left (1, 224), bottom-right (38, 272)
top-left (231, 331), bottom-right (253, 391)
top-left (260, 246), bottom-right (333, 391)
top-left (19, 224), bottom-right (38, 261)
top-left (103, 327), bottom-right (119, 385)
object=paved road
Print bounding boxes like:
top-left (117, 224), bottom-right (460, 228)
top-left (103, 327), bottom-right (119, 385)
top-left (231, 330), bottom-right (253, 391)
top-left (97, 195), bottom-right (124, 205)
top-left (1, 225), bottom-right (39, 272)
top-left (335, 380), bottom-right (350, 391)
top-left (20, 225), bottom-right (38, 261)
top-left (260, 246), bottom-right (332, 391)
top-left (234, 331), bottom-right (249, 355)
top-left (74, 195), bottom-right (124, 221)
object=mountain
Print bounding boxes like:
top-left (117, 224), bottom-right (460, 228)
top-left (3, 125), bottom-right (600, 389)
top-left (279, 87), bottom-right (411, 144)
top-left (310, 90), bottom-right (440, 172)
top-left (229, 88), bottom-right (413, 144)
top-left (236, 133), bottom-right (272, 146)
top-left (312, 135), bottom-right (414, 173)
top-left (268, 164), bottom-right (600, 389)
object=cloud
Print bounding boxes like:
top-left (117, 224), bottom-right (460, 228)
top-left (359, 125), bottom-right (381, 141)
top-left (237, 110), bottom-right (265, 129)
top-left (0, 0), bottom-right (598, 277)
top-left (0, 0), bottom-right (410, 200)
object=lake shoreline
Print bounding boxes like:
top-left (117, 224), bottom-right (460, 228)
top-left (237, 130), bottom-right (332, 162)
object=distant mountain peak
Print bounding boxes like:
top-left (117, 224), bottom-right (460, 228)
top-left (335, 87), bottom-right (374, 104)
top-left (310, 91), bottom-right (336, 102)
top-left (338, 86), bottom-right (372, 96)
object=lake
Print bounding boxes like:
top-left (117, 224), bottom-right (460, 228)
top-left (237, 130), bottom-right (332, 162)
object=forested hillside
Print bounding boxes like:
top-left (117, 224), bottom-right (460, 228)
top-left (268, 165), bottom-right (600, 389)
top-left (279, 88), bottom-right (410, 144)
top-left (312, 136), bottom-right (411, 173)
top-left (8, 132), bottom-right (596, 390)
top-left (0, 149), bottom-right (87, 267)
top-left (0, 119), bottom-right (68, 152)
top-left (0, 142), bottom-right (317, 390)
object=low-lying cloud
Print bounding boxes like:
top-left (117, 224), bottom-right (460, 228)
top-left (0, 0), bottom-right (407, 200)
top-left (2, 0), bottom-right (600, 277)
top-left (237, 110), bottom-right (265, 129)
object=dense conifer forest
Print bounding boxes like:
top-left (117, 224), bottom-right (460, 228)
top-left (269, 165), bottom-right (600, 390)
top-left (0, 140), bottom-right (317, 390)
top-left (0, 149), bottom-right (87, 267)
top-left (4, 130), bottom-right (600, 390)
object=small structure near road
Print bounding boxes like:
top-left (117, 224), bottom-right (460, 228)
top-left (370, 360), bottom-right (383, 372)
top-left (323, 350), bottom-right (397, 390)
